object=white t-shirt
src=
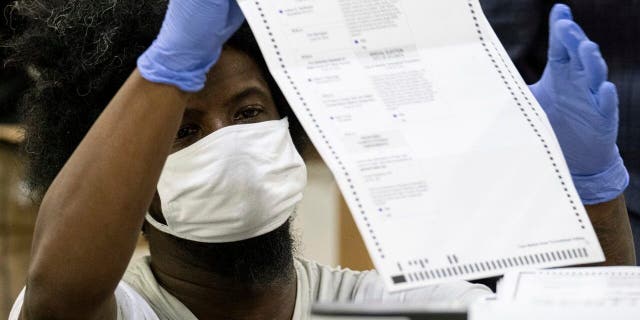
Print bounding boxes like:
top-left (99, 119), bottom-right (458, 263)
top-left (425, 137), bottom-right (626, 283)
top-left (9, 256), bottom-right (492, 319)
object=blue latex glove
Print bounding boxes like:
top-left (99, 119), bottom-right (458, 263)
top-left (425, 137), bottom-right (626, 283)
top-left (529, 4), bottom-right (628, 205)
top-left (137, 0), bottom-right (245, 92)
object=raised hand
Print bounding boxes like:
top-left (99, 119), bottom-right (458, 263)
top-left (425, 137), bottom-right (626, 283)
top-left (529, 4), bottom-right (628, 204)
top-left (138, 0), bottom-right (245, 92)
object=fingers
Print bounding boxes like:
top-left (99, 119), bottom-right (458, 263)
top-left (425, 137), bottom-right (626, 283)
top-left (553, 19), bottom-right (589, 70)
top-left (227, 0), bottom-right (245, 29)
top-left (579, 41), bottom-right (608, 93)
top-left (548, 3), bottom-right (573, 62)
top-left (596, 82), bottom-right (619, 122)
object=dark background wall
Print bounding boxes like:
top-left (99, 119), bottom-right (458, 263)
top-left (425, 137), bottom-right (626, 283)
top-left (0, 0), bottom-right (28, 124)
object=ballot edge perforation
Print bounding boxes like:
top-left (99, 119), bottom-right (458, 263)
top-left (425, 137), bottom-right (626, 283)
top-left (398, 247), bottom-right (590, 284)
top-left (487, 40), bottom-right (586, 230)
top-left (467, 0), bottom-right (585, 230)
top-left (252, 0), bottom-right (386, 259)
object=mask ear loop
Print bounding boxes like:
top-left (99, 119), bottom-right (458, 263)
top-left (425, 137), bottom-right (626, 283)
top-left (144, 212), bottom-right (175, 235)
top-left (144, 212), bottom-right (223, 243)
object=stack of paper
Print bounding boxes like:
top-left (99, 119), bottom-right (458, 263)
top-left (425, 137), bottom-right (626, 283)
top-left (238, 0), bottom-right (604, 291)
top-left (470, 267), bottom-right (640, 320)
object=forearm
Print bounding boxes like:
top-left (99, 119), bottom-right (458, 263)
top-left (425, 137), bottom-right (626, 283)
top-left (585, 195), bottom-right (636, 266)
top-left (24, 70), bottom-right (188, 318)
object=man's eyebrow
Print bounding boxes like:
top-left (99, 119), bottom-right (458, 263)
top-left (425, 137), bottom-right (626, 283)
top-left (225, 86), bottom-right (271, 107)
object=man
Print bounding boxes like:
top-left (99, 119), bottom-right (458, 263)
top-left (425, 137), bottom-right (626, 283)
top-left (481, 0), bottom-right (640, 262)
top-left (6, 1), bottom-right (634, 319)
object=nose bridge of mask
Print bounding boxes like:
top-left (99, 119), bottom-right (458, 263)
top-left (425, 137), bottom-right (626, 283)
top-left (152, 118), bottom-right (307, 243)
top-left (165, 118), bottom-right (288, 163)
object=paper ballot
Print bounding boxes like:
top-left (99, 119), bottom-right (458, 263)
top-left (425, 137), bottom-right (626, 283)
top-left (497, 267), bottom-right (640, 304)
top-left (469, 268), bottom-right (640, 320)
top-left (237, 0), bottom-right (605, 291)
top-left (469, 301), bottom-right (640, 320)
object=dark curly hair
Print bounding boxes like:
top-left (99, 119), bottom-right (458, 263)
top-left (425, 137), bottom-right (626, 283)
top-left (6, 0), bottom-right (306, 200)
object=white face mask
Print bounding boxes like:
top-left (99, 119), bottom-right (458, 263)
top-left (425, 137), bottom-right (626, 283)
top-left (146, 118), bottom-right (307, 243)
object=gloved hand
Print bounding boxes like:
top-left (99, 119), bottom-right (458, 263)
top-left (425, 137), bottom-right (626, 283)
top-left (137, 0), bottom-right (245, 92)
top-left (529, 4), bottom-right (628, 204)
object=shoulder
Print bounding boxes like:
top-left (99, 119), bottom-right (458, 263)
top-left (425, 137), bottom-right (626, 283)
top-left (8, 283), bottom-right (159, 320)
top-left (121, 256), bottom-right (198, 320)
top-left (294, 257), bottom-right (372, 301)
top-left (114, 282), bottom-right (160, 320)
top-left (294, 257), bottom-right (492, 307)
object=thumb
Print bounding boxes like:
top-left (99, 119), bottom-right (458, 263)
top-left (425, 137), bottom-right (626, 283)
top-left (219, 0), bottom-right (246, 39)
top-left (227, 0), bottom-right (245, 29)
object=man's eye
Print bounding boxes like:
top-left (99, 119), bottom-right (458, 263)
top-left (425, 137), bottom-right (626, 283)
top-left (234, 106), bottom-right (264, 121)
top-left (176, 124), bottom-right (200, 140)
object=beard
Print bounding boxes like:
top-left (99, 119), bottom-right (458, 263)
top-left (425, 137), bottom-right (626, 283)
top-left (145, 191), bottom-right (297, 286)
top-left (144, 218), bottom-right (296, 287)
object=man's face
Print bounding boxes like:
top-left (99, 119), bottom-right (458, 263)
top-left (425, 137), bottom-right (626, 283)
top-left (144, 46), bottom-right (295, 285)
top-left (171, 47), bottom-right (281, 153)
top-left (148, 46), bottom-right (280, 222)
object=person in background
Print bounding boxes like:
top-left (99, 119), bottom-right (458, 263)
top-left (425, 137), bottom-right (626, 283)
top-left (4, 1), bottom-right (635, 319)
top-left (481, 0), bottom-right (640, 263)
